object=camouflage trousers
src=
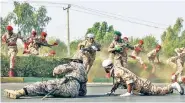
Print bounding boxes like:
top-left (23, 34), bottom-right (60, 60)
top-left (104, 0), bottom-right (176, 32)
top-left (73, 51), bottom-right (95, 74)
top-left (24, 78), bottom-right (85, 97)
top-left (83, 55), bottom-right (95, 74)
top-left (133, 78), bottom-right (172, 95)
top-left (175, 59), bottom-right (184, 78)
top-left (114, 56), bottom-right (128, 68)
top-left (8, 46), bottom-right (18, 69)
top-left (167, 57), bottom-right (184, 78)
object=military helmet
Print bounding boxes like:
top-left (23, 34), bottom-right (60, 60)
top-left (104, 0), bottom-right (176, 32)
top-left (86, 33), bottom-right (95, 38)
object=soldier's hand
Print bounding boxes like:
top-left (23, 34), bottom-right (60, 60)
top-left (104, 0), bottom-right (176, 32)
top-left (91, 46), bottom-right (98, 51)
top-left (115, 45), bottom-right (122, 52)
top-left (52, 42), bottom-right (58, 46)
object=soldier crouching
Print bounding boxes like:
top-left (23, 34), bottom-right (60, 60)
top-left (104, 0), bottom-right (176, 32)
top-left (4, 59), bottom-right (87, 99)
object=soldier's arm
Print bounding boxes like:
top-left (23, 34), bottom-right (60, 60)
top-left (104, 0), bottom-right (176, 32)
top-left (77, 41), bottom-right (85, 50)
top-left (1, 34), bottom-right (7, 43)
top-left (108, 41), bottom-right (116, 52)
top-left (126, 43), bottom-right (134, 50)
top-left (53, 64), bottom-right (74, 76)
top-left (110, 81), bottom-right (120, 94)
top-left (147, 50), bottom-right (154, 58)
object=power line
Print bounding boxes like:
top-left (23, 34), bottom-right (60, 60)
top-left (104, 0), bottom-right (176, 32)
top-left (72, 4), bottom-right (169, 26)
top-left (4, 1), bottom-right (168, 27)
top-left (1, 1), bottom-right (167, 29)
top-left (71, 8), bottom-right (165, 29)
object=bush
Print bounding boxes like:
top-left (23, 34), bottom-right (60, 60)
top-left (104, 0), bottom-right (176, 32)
top-left (1, 55), bottom-right (69, 77)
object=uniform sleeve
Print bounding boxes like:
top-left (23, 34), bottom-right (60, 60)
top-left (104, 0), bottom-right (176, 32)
top-left (147, 50), bottom-right (155, 57)
top-left (126, 43), bottom-right (134, 50)
top-left (78, 41), bottom-right (86, 50)
top-left (53, 64), bottom-right (74, 76)
top-left (108, 41), bottom-right (116, 52)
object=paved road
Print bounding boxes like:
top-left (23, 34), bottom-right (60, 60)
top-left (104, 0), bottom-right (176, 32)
top-left (1, 83), bottom-right (185, 102)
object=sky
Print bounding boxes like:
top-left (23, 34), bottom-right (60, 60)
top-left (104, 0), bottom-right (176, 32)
top-left (1, 0), bottom-right (185, 44)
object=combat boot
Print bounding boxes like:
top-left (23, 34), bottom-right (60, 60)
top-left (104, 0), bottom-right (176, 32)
top-left (171, 82), bottom-right (184, 95)
top-left (4, 89), bottom-right (25, 99)
top-left (177, 76), bottom-right (185, 84)
top-left (8, 69), bottom-right (15, 77)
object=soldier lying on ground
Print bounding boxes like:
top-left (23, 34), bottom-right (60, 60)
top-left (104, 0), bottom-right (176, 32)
top-left (102, 59), bottom-right (184, 97)
top-left (4, 59), bottom-right (87, 99)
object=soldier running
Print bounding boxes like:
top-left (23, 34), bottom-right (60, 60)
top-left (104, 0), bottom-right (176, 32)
top-left (1, 26), bottom-right (23, 77)
top-left (73, 33), bottom-right (101, 74)
top-left (147, 45), bottom-right (162, 73)
top-left (129, 40), bottom-right (147, 70)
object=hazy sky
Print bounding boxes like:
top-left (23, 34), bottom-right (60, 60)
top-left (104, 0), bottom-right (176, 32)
top-left (1, 0), bottom-right (185, 44)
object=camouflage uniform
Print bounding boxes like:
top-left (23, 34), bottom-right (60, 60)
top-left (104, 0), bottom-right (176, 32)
top-left (73, 40), bottom-right (100, 74)
top-left (131, 44), bottom-right (144, 65)
top-left (167, 47), bottom-right (185, 78)
top-left (111, 66), bottom-right (174, 95)
top-left (5, 61), bottom-right (87, 98)
top-left (147, 49), bottom-right (160, 64)
top-left (24, 36), bottom-right (37, 50)
top-left (27, 38), bottom-right (51, 55)
top-left (2, 32), bottom-right (22, 69)
top-left (108, 40), bottom-right (134, 68)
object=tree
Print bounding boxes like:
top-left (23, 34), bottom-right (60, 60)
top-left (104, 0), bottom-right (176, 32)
top-left (161, 18), bottom-right (184, 57)
top-left (12, 1), bottom-right (51, 35)
top-left (0, 13), bottom-right (15, 35)
top-left (33, 6), bottom-right (51, 35)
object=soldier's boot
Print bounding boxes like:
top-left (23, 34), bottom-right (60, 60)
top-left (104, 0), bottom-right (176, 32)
top-left (8, 68), bottom-right (15, 77)
top-left (142, 64), bottom-right (147, 70)
top-left (177, 76), bottom-right (185, 84)
top-left (4, 89), bottom-right (26, 99)
top-left (171, 82), bottom-right (184, 95)
top-left (120, 92), bottom-right (132, 97)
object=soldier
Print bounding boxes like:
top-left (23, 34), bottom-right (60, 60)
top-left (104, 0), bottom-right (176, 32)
top-left (73, 33), bottom-right (101, 74)
top-left (129, 40), bottom-right (147, 70)
top-left (167, 47), bottom-right (185, 83)
top-left (23, 31), bottom-right (37, 54)
top-left (147, 45), bottom-right (162, 73)
top-left (23, 32), bottom-right (58, 55)
top-left (108, 31), bottom-right (134, 68)
top-left (4, 59), bottom-right (87, 99)
top-left (102, 59), bottom-right (184, 96)
top-left (1, 26), bottom-right (23, 77)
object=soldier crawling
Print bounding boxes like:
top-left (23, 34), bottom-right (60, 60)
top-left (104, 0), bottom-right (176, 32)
top-left (4, 59), bottom-right (87, 99)
top-left (102, 59), bottom-right (184, 96)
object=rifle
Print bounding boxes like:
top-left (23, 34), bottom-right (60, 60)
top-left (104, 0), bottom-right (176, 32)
top-left (62, 58), bottom-right (83, 64)
top-left (41, 76), bottom-right (72, 100)
top-left (80, 45), bottom-right (100, 53)
top-left (109, 82), bottom-right (120, 96)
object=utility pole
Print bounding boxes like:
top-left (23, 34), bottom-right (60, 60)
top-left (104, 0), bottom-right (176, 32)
top-left (63, 4), bottom-right (71, 57)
